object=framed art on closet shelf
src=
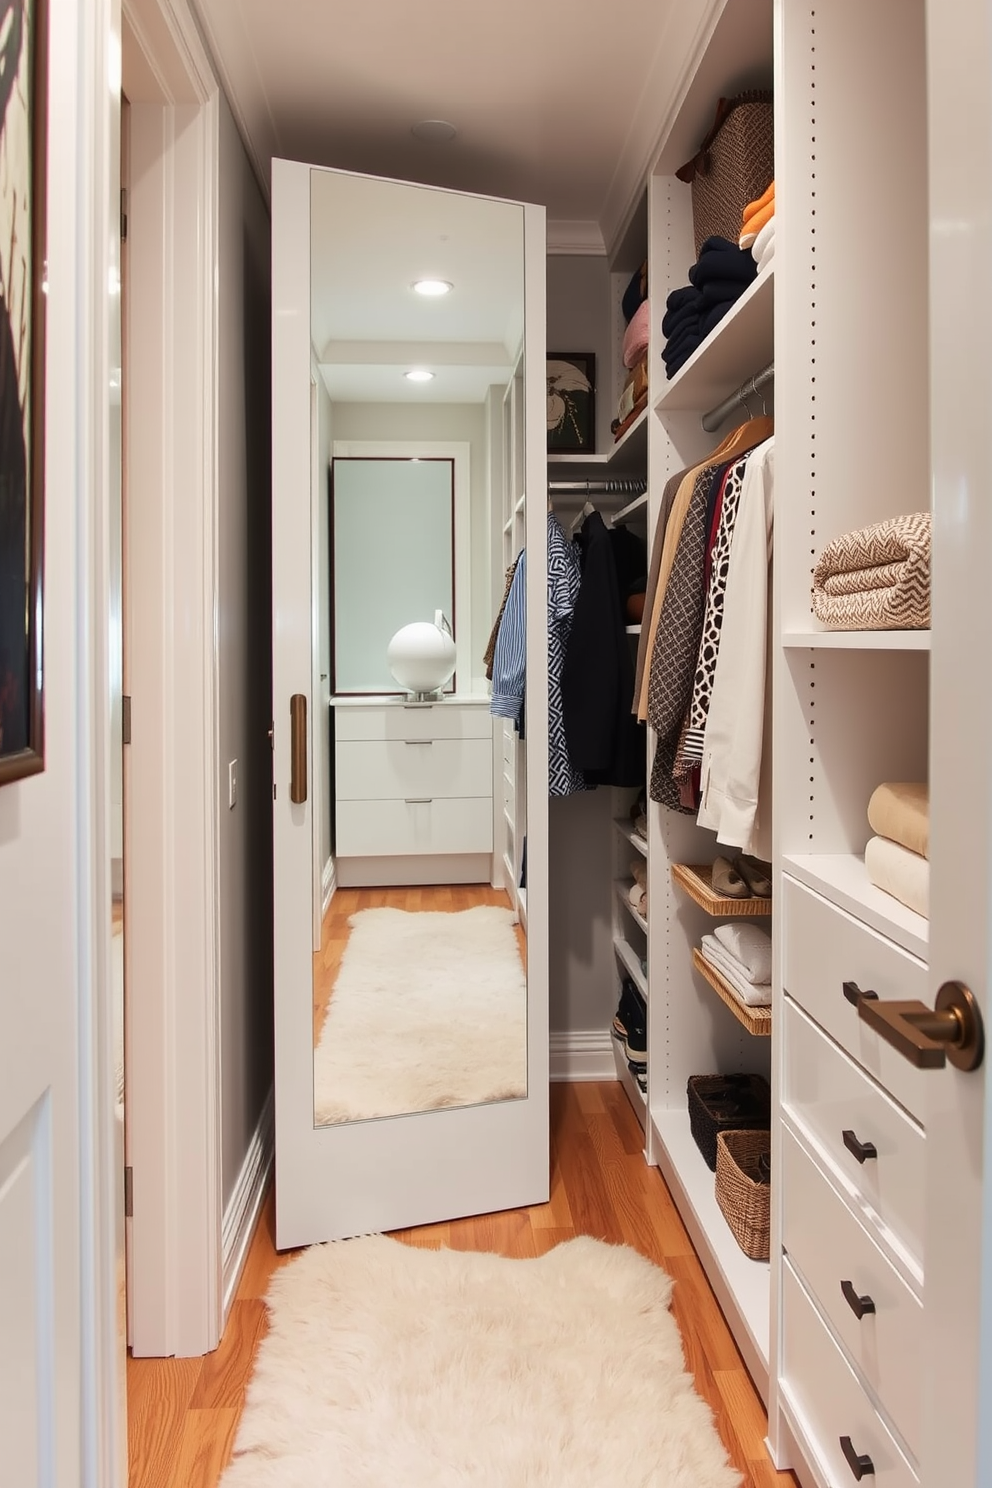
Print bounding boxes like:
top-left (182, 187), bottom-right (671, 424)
top-left (0, 0), bottom-right (48, 785)
top-left (547, 352), bottom-right (595, 453)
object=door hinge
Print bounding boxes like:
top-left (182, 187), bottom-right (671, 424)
top-left (124, 1165), bottom-right (133, 1218)
top-left (120, 187), bottom-right (128, 243)
top-left (122, 694), bottom-right (131, 745)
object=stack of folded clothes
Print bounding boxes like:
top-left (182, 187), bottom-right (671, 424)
top-left (699, 922), bottom-right (772, 1008)
top-left (865, 781), bottom-right (929, 918)
top-left (614, 263), bottom-right (650, 441)
top-left (628, 859), bottom-right (647, 917)
top-left (662, 236), bottom-right (758, 379)
top-left (739, 180), bottom-right (775, 273)
top-left (811, 512), bottom-right (931, 630)
top-left (629, 789), bottom-right (647, 849)
top-left (612, 978), bottom-right (647, 1091)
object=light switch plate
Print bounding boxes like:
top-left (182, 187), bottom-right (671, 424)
top-left (228, 759), bottom-right (238, 809)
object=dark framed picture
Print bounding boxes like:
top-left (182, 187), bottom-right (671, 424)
top-left (547, 352), bottom-right (595, 453)
top-left (0, 0), bottom-right (48, 784)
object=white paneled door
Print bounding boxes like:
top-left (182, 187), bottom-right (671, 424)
top-left (270, 158), bottom-right (549, 1248)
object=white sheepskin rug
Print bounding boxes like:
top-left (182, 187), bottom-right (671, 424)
top-left (313, 906), bottom-right (527, 1124)
top-left (220, 1235), bottom-right (741, 1488)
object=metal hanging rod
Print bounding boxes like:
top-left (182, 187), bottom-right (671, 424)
top-left (548, 478), bottom-right (647, 496)
top-left (701, 361), bottom-right (775, 434)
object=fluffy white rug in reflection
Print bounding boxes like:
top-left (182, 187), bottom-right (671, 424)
top-left (313, 905), bottom-right (527, 1124)
top-left (220, 1236), bottom-right (740, 1488)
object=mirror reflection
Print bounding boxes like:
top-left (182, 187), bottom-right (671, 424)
top-left (310, 169), bottom-right (528, 1126)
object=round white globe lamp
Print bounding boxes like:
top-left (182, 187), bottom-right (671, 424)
top-left (387, 611), bottom-right (456, 700)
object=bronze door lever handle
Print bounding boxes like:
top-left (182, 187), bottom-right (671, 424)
top-left (855, 979), bottom-right (984, 1072)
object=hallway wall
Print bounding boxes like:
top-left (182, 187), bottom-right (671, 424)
top-left (217, 95), bottom-right (274, 1208)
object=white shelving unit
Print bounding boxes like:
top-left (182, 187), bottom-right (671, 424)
top-left (782, 853), bottom-right (928, 962)
top-left (782, 629), bottom-right (932, 651)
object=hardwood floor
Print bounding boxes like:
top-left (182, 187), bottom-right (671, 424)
top-left (312, 883), bottom-right (525, 1045)
top-left (126, 1081), bottom-right (797, 1488)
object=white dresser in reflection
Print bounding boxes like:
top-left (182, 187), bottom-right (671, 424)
top-left (332, 696), bottom-right (495, 887)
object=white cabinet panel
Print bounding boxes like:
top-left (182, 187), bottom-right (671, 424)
top-left (334, 702), bottom-right (492, 742)
top-left (781, 1261), bottom-right (918, 1487)
top-left (336, 797), bottom-right (493, 857)
top-left (783, 1000), bottom-right (925, 1272)
top-left (336, 739), bottom-right (492, 801)
top-left (782, 1124), bottom-right (923, 1457)
top-left (782, 875), bottom-right (928, 1122)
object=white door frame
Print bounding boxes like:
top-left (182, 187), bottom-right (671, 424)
top-left (122, 0), bottom-right (225, 1356)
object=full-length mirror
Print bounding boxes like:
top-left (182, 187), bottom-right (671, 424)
top-left (309, 169), bottom-right (529, 1127)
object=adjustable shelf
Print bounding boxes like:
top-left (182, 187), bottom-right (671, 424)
top-left (612, 1037), bottom-right (647, 1127)
top-left (614, 817), bottom-right (647, 858)
top-left (614, 936), bottom-right (648, 999)
top-left (783, 629), bottom-right (931, 651)
top-left (654, 268), bottom-right (775, 417)
top-left (615, 880), bottom-right (648, 934)
top-left (671, 862), bottom-right (771, 917)
top-left (692, 947), bottom-right (771, 1037)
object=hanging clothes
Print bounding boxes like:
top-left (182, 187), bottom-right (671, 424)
top-left (561, 511), bottom-right (646, 788)
top-left (490, 549), bottom-right (526, 727)
top-left (547, 512), bottom-right (586, 797)
top-left (484, 554), bottom-right (522, 680)
top-left (697, 437), bottom-right (775, 849)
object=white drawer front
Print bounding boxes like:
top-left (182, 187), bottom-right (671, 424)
top-left (336, 739), bottom-right (492, 801)
top-left (781, 1261), bottom-right (918, 1487)
top-left (334, 702), bottom-right (492, 742)
top-left (782, 1125), bottom-right (923, 1456)
top-left (336, 797), bottom-right (493, 857)
top-left (782, 875), bottom-right (927, 1121)
top-left (783, 999), bottom-right (924, 1271)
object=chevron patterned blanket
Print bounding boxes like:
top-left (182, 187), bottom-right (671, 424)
top-left (811, 511), bottom-right (931, 630)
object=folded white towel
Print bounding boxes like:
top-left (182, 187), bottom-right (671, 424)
top-left (755, 243), bottom-right (775, 276)
top-left (713, 921), bottom-right (772, 984)
top-left (864, 835), bottom-right (929, 919)
top-left (751, 216), bottom-right (775, 264)
top-left (700, 935), bottom-right (772, 1007)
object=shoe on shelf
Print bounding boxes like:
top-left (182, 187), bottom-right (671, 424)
top-left (711, 855), bottom-right (751, 899)
top-left (614, 979), bottom-right (646, 1061)
top-left (733, 853), bottom-right (773, 898)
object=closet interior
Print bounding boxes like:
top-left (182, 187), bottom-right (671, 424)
top-left (538, 0), bottom-right (933, 1482)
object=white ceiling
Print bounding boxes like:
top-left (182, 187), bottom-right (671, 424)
top-left (191, 0), bottom-right (712, 256)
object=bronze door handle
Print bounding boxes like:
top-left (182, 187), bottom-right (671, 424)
top-left (855, 979), bottom-right (984, 1072)
top-left (290, 694), bottom-right (307, 804)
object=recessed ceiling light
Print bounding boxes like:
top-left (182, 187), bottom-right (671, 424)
top-left (413, 278), bottom-right (453, 297)
top-left (405, 369), bottom-right (434, 382)
top-left (411, 119), bottom-right (457, 143)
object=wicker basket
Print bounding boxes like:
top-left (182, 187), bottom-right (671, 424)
top-left (686, 1073), bottom-right (770, 1171)
top-left (676, 92), bottom-right (774, 256)
top-left (715, 1129), bottom-right (771, 1261)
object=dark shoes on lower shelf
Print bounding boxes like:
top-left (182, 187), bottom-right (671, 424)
top-left (711, 853), bottom-right (772, 900)
top-left (612, 978), bottom-right (647, 1068)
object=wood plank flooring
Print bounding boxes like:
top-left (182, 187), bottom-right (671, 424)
top-left (127, 1081), bottom-right (798, 1488)
top-left (312, 883), bottom-right (525, 1045)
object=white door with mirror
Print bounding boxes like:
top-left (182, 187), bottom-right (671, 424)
top-left (272, 159), bottom-right (549, 1248)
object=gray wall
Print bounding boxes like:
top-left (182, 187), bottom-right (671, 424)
top-left (217, 96), bottom-right (274, 1208)
top-left (546, 255), bottom-right (614, 455)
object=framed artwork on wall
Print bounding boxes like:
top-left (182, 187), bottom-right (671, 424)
top-left (0, 0), bottom-right (48, 784)
top-left (547, 352), bottom-right (595, 453)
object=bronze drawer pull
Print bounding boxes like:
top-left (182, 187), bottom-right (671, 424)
top-left (842, 1129), bottom-right (877, 1164)
top-left (843, 980), bottom-right (878, 1007)
top-left (855, 979), bottom-right (984, 1072)
top-left (839, 1435), bottom-right (875, 1479)
top-left (840, 1279), bottom-right (876, 1320)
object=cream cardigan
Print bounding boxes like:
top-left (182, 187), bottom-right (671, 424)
top-left (697, 437), bottom-right (775, 850)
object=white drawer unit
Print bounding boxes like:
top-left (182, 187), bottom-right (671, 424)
top-left (783, 999), bottom-right (925, 1273)
top-left (334, 701), bottom-right (493, 742)
top-left (782, 875), bottom-right (928, 1122)
top-left (336, 797), bottom-right (493, 858)
top-left (781, 1124), bottom-right (923, 1458)
top-left (336, 739), bottom-right (492, 802)
top-left (781, 1261), bottom-right (918, 1487)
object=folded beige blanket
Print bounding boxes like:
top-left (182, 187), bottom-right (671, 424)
top-left (811, 512), bottom-right (930, 630)
top-left (867, 781), bottom-right (929, 859)
top-left (865, 835), bottom-right (929, 919)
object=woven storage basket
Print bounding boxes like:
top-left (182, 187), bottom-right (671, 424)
top-left (686, 1073), bottom-right (770, 1171)
top-left (676, 92), bottom-right (774, 256)
top-left (715, 1129), bottom-right (771, 1261)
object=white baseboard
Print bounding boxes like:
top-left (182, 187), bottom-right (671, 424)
top-left (321, 856), bottom-right (336, 919)
top-left (549, 1030), bottom-right (616, 1082)
top-left (222, 1088), bottom-right (273, 1317)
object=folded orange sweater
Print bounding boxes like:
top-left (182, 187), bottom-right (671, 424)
top-left (741, 180), bottom-right (775, 223)
top-left (739, 195), bottom-right (775, 248)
